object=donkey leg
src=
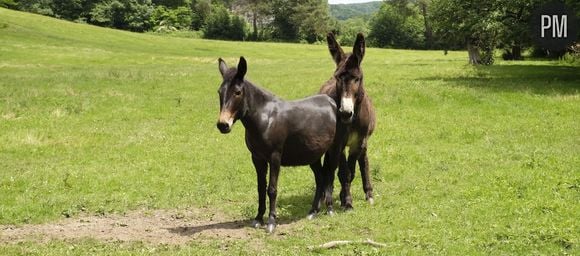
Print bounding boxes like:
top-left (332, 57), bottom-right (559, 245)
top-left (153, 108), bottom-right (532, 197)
top-left (342, 153), bottom-right (358, 210)
top-left (251, 155), bottom-right (267, 228)
top-left (322, 143), bottom-right (342, 216)
top-left (307, 160), bottom-right (324, 220)
top-left (266, 152), bottom-right (281, 234)
top-left (338, 152), bottom-right (350, 207)
top-left (358, 147), bottom-right (374, 204)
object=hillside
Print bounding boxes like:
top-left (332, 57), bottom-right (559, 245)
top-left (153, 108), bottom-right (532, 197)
top-left (1, 7), bottom-right (579, 255)
top-left (330, 1), bottom-right (383, 20)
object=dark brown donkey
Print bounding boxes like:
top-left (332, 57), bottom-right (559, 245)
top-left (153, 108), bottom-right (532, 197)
top-left (216, 57), bottom-right (340, 233)
top-left (319, 33), bottom-right (376, 209)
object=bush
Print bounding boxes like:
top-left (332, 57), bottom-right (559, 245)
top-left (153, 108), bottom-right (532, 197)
top-left (16, 0), bottom-right (54, 16)
top-left (335, 18), bottom-right (369, 46)
top-left (191, 0), bottom-right (210, 30)
top-left (0, 0), bottom-right (17, 9)
top-left (90, 0), bottom-right (153, 32)
top-left (151, 5), bottom-right (192, 30)
top-left (203, 5), bottom-right (246, 40)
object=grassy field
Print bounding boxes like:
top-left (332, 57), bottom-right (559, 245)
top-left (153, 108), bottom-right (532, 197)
top-left (1, 7), bottom-right (579, 255)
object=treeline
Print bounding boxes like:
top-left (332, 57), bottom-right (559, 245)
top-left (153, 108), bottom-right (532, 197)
top-left (330, 1), bottom-right (381, 20)
top-left (1, 0), bottom-right (579, 64)
top-left (0, 0), bottom-right (334, 42)
top-left (367, 0), bottom-right (580, 64)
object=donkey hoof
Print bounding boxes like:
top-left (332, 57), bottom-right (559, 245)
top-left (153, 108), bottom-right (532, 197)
top-left (307, 213), bottom-right (317, 220)
top-left (367, 197), bottom-right (375, 205)
top-left (251, 220), bottom-right (262, 229)
top-left (343, 205), bottom-right (354, 211)
top-left (327, 209), bottom-right (335, 216)
top-left (266, 223), bottom-right (276, 234)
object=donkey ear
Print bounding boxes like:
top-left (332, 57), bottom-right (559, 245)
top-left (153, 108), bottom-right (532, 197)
top-left (353, 33), bottom-right (365, 64)
top-left (218, 58), bottom-right (228, 77)
top-left (236, 56), bottom-right (247, 80)
top-left (327, 32), bottom-right (344, 65)
top-left (346, 53), bottom-right (360, 71)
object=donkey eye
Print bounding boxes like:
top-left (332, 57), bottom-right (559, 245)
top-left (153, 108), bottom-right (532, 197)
top-left (354, 78), bottom-right (360, 83)
top-left (234, 90), bottom-right (242, 96)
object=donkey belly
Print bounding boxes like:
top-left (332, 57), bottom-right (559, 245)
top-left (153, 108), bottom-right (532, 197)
top-left (280, 134), bottom-right (331, 166)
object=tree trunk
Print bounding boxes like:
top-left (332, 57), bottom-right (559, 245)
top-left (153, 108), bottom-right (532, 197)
top-left (419, 2), bottom-right (433, 49)
top-left (252, 11), bottom-right (258, 40)
top-left (512, 45), bottom-right (522, 60)
top-left (467, 41), bottom-right (481, 65)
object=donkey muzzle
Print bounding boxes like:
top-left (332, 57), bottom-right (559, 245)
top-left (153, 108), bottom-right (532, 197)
top-left (339, 97), bottom-right (354, 123)
top-left (217, 111), bottom-right (235, 134)
top-left (217, 122), bottom-right (231, 134)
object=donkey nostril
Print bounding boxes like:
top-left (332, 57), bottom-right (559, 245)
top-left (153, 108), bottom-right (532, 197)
top-left (340, 111), bottom-right (353, 118)
top-left (217, 122), bottom-right (230, 133)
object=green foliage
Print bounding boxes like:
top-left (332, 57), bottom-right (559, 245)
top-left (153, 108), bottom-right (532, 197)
top-left (369, 2), bottom-right (425, 49)
top-left (146, 28), bottom-right (202, 38)
top-left (15, 0), bottom-right (54, 16)
top-left (292, 0), bottom-right (331, 43)
top-left (329, 1), bottom-right (381, 20)
top-left (237, 0), bottom-right (273, 41)
top-left (51, 0), bottom-right (84, 21)
top-left (90, 0), bottom-right (153, 32)
top-left (495, 0), bottom-right (537, 59)
top-left (270, 0), bottom-right (331, 43)
top-left (428, 0), bottom-right (580, 63)
top-left (431, 0), bottom-right (503, 64)
top-left (270, 0), bottom-right (298, 41)
top-left (151, 0), bottom-right (186, 8)
top-left (150, 5), bottom-right (192, 30)
top-left (202, 4), bottom-right (246, 40)
top-left (335, 17), bottom-right (369, 46)
top-left (190, 0), bottom-right (210, 30)
top-left (0, 0), bottom-right (18, 9)
top-left (229, 15), bottom-right (246, 40)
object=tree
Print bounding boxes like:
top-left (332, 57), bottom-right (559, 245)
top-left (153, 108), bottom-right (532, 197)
top-left (0, 0), bottom-right (18, 9)
top-left (150, 5), bottom-right (192, 30)
top-left (230, 14), bottom-right (246, 40)
top-left (417, 0), bottom-right (434, 49)
top-left (270, 0), bottom-right (330, 42)
top-left (329, 1), bottom-right (381, 20)
top-left (292, 0), bottom-right (331, 43)
top-left (335, 17), bottom-right (369, 46)
top-left (270, 0), bottom-right (299, 41)
top-left (368, 1), bottom-right (425, 49)
top-left (431, 0), bottom-right (502, 65)
top-left (496, 0), bottom-right (579, 60)
top-left (236, 0), bottom-right (271, 40)
top-left (14, 0), bottom-right (55, 16)
top-left (190, 0), bottom-right (210, 30)
top-left (51, 0), bottom-right (84, 20)
top-left (152, 0), bottom-right (187, 8)
top-left (203, 4), bottom-right (246, 40)
top-left (90, 0), bottom-right (153, 32)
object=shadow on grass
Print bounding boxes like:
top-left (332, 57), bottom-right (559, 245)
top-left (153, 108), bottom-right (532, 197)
top-left (165, 193), bottom-right (316, 236)
top-left (166, 220), bottom-right (248, 236)
top-left (420, 64), bottom-right (580, 95)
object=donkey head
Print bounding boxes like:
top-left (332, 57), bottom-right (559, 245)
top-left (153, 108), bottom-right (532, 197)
top-left (216, 57), bottom-right (248, 134)
top-left (327, 32), bottom-right (365, 124)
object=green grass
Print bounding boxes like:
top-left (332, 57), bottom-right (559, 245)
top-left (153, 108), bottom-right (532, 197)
top-left (1, 7), bottom-right (579, 255)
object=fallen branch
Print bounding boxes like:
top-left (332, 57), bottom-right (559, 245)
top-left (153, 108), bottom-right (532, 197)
top-left (308, 238), bottom-right (387, 250)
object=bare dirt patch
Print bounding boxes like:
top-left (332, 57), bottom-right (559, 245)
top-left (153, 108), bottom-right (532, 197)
top-left (0, 208), bottom-right (258, 245)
